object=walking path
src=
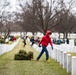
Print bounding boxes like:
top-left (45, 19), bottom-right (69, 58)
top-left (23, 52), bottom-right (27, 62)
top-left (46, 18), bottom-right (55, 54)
top-left (0, 39), bottom-right (71, 75)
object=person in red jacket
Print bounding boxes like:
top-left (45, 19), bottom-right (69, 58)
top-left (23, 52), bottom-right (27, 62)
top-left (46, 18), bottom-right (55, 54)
top-left (36, 30), bottom-right (53, 61)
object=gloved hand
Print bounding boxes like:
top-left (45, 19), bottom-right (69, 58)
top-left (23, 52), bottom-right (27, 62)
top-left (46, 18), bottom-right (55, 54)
top-left (51, 46), bottom-right (53, 50)
top-left (38, 44), bottom-right (41, 47)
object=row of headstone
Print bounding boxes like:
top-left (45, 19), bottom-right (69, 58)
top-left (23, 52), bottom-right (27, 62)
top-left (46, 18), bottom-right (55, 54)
top-left (47, 46), bottom-right (76, 75)
top-left (0, 38), bottom-right (20, 55)
top-left (54, 43), bottom-right (76, 53)
top-left (27, 38), bottom-right (76, 75)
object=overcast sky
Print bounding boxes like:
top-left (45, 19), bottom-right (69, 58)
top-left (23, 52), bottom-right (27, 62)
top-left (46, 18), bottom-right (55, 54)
top-left (8, 0), bottom-right (17, 11)
top-left (1, 0), bottom-right (76, 13)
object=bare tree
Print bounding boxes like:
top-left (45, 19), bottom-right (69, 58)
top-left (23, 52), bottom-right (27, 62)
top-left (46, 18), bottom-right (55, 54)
top-left (16, 0), bottom-right (63, 34)
top-left (54, 10), bottom-right (76, 38)
top-left (53, 0), bottom-right (76, 39)
top-left (15, 0), bottom-right (76, 37)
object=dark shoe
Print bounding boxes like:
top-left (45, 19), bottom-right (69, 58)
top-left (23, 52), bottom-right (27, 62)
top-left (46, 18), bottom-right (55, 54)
top-left (36, 59), bottom-right (39, 61)
top-left (45, 60), bottom-right (50, 62)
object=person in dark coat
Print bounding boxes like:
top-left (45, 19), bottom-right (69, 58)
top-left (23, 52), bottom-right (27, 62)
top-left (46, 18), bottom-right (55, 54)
top-left (66, 38), bottom-right (69, 44)
top-left (30, 36), bottom-right (35, 46)
top-left (57, 38), bottom-right (61, 45)
top-left (23, 36), bottom-right (26, 47)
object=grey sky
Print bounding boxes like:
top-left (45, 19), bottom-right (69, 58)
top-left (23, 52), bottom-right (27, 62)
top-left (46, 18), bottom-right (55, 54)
top-left (0, 0), bottom-right (76, 13)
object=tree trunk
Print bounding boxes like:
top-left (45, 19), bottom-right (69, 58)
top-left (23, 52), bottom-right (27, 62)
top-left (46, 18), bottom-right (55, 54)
top-left (63, 32), bottom-right (68, 39)
top-left (58, 32), bottom-right (60, 39)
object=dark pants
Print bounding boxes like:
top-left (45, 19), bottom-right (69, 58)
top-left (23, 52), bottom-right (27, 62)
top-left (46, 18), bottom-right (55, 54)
top-left (23, 40), bottom-right (26, 47)
top-left (37, 46), bottom-right (49, 60)
top-left (31, 41), bottom-right (34, 46)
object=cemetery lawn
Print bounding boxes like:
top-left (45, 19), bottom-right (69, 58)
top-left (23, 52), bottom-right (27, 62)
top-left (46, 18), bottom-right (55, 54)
top-left (0, 39), bottom-right (71, 75)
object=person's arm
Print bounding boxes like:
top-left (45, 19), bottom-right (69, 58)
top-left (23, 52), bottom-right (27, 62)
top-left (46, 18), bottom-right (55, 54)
top-left (38, 37), bottom-right (44, 46)
top-left (49, 38), bottom-right (53, 50)
top-left (49, 38), bottom-right (53, 46)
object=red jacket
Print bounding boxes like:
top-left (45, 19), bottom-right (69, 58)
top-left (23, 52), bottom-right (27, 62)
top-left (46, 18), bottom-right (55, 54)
top-left (39, 31), bottom-right (53, 47)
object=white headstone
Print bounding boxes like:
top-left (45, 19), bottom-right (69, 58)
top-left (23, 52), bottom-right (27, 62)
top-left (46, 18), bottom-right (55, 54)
top-left (72, 56), bottom-right (76, 75)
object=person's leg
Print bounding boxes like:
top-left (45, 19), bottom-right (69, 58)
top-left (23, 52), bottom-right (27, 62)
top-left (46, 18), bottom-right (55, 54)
top-left (23, 42), bottom-right (25, 47)
top-left (36, 46), bottom-right (45, 60)
top-left (44, 47), bottom-right (49, 60)
top-left (31, 42), bottom-right (34, 46)
top-left (23, 42), bottom-right (26, 47)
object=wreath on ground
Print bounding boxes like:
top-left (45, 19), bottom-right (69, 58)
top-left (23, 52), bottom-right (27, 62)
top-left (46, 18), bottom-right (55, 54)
top-left (14, 50), bottom-right (33, 60)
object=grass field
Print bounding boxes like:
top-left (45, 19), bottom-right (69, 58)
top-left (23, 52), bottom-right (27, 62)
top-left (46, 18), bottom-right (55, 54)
top-left (0, 38), bottom-right (71, 75)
